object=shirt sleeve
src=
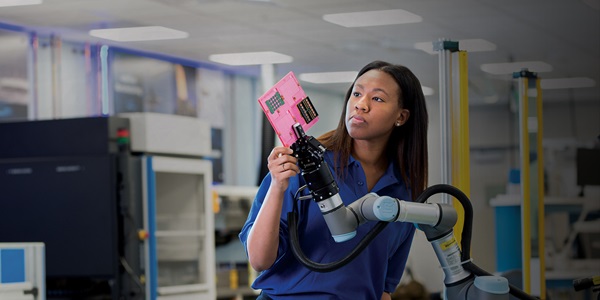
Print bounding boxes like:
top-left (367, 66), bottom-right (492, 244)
top-left (239, 174), bottom-right (271, 255)
top-left (238, 173), bottom-right (298, 266)
top-left (384, 224), bottom-right (416, 293)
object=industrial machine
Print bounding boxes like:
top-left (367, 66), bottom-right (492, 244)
top-left (0, 117), bottom-right (144, 299)
top-left (0, 114), bottom-right (215, 300)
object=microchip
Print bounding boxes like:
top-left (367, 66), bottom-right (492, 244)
top-left (266, 92), bottom-right (285, 114)
top-left (296, 97), bottom-right (318, 124)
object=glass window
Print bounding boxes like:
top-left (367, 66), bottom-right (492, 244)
top-left (0, 29), bottom-right (29, 122)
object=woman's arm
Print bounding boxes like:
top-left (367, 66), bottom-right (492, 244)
top-left (246, 147), bottom-right (299, 272)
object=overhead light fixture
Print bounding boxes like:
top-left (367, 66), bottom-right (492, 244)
top-left (421, 86), bottom-right (435, 96)
top-left (527, 77), bottom-right (596, 95)
top-left (483, 95), bottom-right (499, 104)
top-left (208, 51), bottom-right (292, 66)
top-left (323, 9), bottom-right (422, 28)
top-left (540, 77), bottom-right (596, 89)
top-left (415, 39), bottom-right (496, 55)
top-left (89, 26), bottom-right (189, 42)
top-left (458, 39), bottom-right (497, 52)
top-left (414, 42), bottom-right (438, 55)
top-left (299, 71), bottom-right (358, 84)
top-left (0, 0), bottom-right (42, 7)
top-left (0, 77), bottom-right (29, 91)
top-left (480, 61), bottom-right (553, 75)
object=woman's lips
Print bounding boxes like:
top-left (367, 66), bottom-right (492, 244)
top-left (350, 115), bottom-right (366, 124)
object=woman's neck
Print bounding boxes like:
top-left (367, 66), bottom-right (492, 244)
top-left (352, 139), bottom-right (388, 170)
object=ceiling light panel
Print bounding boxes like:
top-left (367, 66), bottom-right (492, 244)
top-left (421, 86), bottom-right (435, 96)
top-left (480, 61), bottom-right (553, 75)
top-left (0, 0), bottom-right (41, 7)
top-left (527, 77), bottom-right (596, 95)
top-left (208, 51), bottom-right (292, 66)
top-left (299, 71), bottom-right (358, 84)
top-left (89, 26), bottom-right (189, 42)
top-left (323, 9), bottom-right (422, 28)
top-left (541, 77), bottom-right (596, 89)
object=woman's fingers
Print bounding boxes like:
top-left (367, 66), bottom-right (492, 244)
top-left (267, 147), bottom-right (299, 175)
top-left (279, 161), bottom-right (299, 174)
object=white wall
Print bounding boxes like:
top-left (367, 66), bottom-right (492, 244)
top-left (302, 87), bottom-right (345, 138)
top-left (225, 74), bottom-right (261, 186)
top-left (544, 100), bottom-right (600, 142)
top-left (468, 105), bottom-right (516, 275)
top-left (60, 42), bottom-right (89, 118)
top-left (34, 36), bottom-right (54, 120)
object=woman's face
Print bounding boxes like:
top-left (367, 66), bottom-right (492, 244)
top-left (345, 69), bottom-right (409, 142)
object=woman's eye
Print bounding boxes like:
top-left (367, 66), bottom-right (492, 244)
top-left (373, 97), bottom-right (383, 102)
top-left (353, 92), bottom-right (360, 97)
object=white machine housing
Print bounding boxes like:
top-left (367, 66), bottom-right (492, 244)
top-left (119, 112), bottom-right (212, 157)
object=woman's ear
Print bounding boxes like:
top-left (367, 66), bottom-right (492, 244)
top-left (396, 109), bottom-right (410, 126)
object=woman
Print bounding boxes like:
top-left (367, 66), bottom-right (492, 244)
top-left (239, 60), bottom-right (429, 299)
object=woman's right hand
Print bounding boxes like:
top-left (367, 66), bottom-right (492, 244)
top-left (267, 146), bottom-right (300, 192)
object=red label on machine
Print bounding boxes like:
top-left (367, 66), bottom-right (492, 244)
top-left (258, 72), bottom-right (319, 147)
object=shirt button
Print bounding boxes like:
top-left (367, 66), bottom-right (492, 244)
top-left (357, 181), bottom-right (364, 186)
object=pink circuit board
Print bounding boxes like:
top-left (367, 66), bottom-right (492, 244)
top-left (258, 71), bottom-right (319, 147)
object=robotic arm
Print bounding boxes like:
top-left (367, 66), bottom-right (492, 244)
top-left (288, 124), bottom-right (537, 300)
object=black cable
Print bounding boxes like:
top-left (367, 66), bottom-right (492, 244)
top-left (288, 211), bottom-right (388, 272)
top-left (119, 257), bottom-right (145, 296)
top-left (289, 183), bottom-right (390, 272)
top-left (414, 184), bottom-right (473, 262)
top-left (293, 185), bottom-right (308, 205)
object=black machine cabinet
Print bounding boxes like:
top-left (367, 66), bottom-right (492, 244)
top-left (0, 117), bottom-right (145, 299)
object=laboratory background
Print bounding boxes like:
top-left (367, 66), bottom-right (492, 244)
top-left (0, 0), bottom-right (598, 300)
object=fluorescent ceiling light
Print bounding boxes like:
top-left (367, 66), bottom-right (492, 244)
top-left (540, 77), bottom-right (596, 89)
top-left (528, 77), bottom-right (596, 95)
top-left (459, 39), bottom-right (497, 52)
top-left (299, 71), bottom-right (358, 84)
top-left (0, 0), bottom-right (41, 7)
top-left (414, 42), bottom-right (437, 55)
top-left (0, 77), bottom-right (28, 90)
top-left (483, 95), bottom-right (499, 104)
top-left (89, 26), bottom-right (188, 42)
top-left (208, 51), bottom-right (292, 66)
top-left (480, 61), bottom-right (553, 75)
top-left (323, 9), bottom-right (422, 28)
top-left (421, 86), bottom-right (435, 96)
top-left (415, 39), bottom-right (496, 55)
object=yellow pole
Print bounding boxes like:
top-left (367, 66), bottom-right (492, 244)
top-left (451, 51), bottom-right (470, 243)
top-left (520, 76), bottom-right (532, 294)
top-left (536, 78), bottom-right (546, 299)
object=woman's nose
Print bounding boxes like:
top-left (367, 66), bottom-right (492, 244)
top-left (354, 97), bottom-right (368, 111)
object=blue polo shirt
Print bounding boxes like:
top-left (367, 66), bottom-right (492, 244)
top-left (239, 151), bottom-right (416, 299)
